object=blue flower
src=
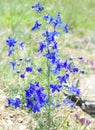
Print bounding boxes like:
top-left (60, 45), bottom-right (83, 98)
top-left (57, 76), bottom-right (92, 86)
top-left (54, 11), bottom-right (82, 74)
top-left (68, 85), bottom-right (81, 96)
top-left (8, 98), bottom-right (21, 108)
top-left (8, 48), bottom-right (15, 56)
top-left (57, 73), bottom-right (69, 84)
top-left (63, 98), bottom-right (75, 108)
top-left (44, 50), bottom-right (57, 64)
top-left (55, 62), bottom-right (62, 72)
top-left (6, 37), bottom-right (17, 48)
top-left (20, 74), bottom-right (25, 78)
top-left (37, 68), bottom-right (42, 72)
top-left (32, 2), bottom-right (44, 13)
top-left (56, 102), bottom-right (61, 107)
top-left (72, 67), bottom-right (78, 72)
top-left (63, 24), bottom-right (69, 33)
top-left (52, 41), bottom-right (58, 50)
top-left (53, 12), bottom-right (62, 28)
top-left (80, 70), bottom-right (85, 74)
top-left (61, 60), bottom-right (68, 69)
top-left (49, 84), bottom-right (62, 93)
top-left (38, 42), bottom-right (46, 52)
top-left (31, 21), bottom-right (41, 31)
top-left (42, 30), bottom-right (59, 45)
top-left (43, 15), bottom-right (49, 20)
top-left (19, 42), bottom-right (24, 50)
top-left (26, 66), bottom-right (33, 72)
top-left (10, 62), bottom-right (16, 70)
top-left (48, 15), bottom-right (54, 24)
top-left (26, 99), bottom-right (33, 108)
top-left (25, 82), bottom-right (47, 113)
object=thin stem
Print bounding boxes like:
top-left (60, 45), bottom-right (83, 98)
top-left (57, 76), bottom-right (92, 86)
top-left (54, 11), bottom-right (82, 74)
top-left (47, 56), bottom-right (51, 130)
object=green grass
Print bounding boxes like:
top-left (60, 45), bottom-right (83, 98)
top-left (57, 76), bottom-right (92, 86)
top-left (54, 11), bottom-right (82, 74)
top-left (0, 0), bottom-right (95, 37)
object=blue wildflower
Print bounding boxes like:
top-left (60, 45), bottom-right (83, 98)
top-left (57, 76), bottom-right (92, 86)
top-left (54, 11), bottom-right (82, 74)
top-left (56, 102), bottom-right (61, 107)
top-left (43, 15), bottom-right (49, 20)
top-left (37, 68), bottom-right (42, 72)
top-left (61, 60), bottom-right (68, 69)
top-left (57, 73), bottom-right (69, 84)
top-left (44, 50), bottom-right (57, 64)
top-left (52, 41), bottom-right (58, 50)
top-left (8, 48), bottom-right (15, 56)
top-left (49, 84), bottom-right (62, 93)
top-left (10, 62), bottom-right (16, 70)
top-left (53, 12), bottom-right (62, 28)
top-left (20, 74), bottom-right (25, 78)
top-left (38, 42), bottom-right (46, 52)
top-left (6, 37), bottom-right (17, 48)
top-left (68, 85), bottom-right (81, 96)
top-left (31, 21), bottom-right (41, 31)
top-left (72, 67), bottom-right (78, 72)
top-left (32, 2), bottom-right (44, 13)
top-left (80, 70), bottom-right (85, 74)
top-left (8, 98), bottom-right (21, 108)
top-left (63, 98), bottom-right (75, 108)
top-left (48, 15), bottom-right (54, 24)
top-left (25, 82), bottom-right (47, 113)
top-left (55, 62), bottom-right (63, 72)
top-left (26, 66), bottom-right (33, 72)
top-left (63, 24), bottom-right (69, 33)
top-left (26, 99), bottom-right (33, 108)
top-left (19, 42), bottom-right (24, 50)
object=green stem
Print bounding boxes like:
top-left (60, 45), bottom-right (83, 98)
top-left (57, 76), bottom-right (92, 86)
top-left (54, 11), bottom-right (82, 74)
top-left (47, 56), bottom-right (51, 130)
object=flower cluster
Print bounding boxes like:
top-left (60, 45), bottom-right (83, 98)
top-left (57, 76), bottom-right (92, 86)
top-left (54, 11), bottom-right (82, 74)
top-left (6, 37), bottom-right (24, 56)
top-left (32, 2), bottom-right (44, 13)
top-left (25, 82), bottom-right (47, 113)
top-left (7, 2), bottom-right (83, 113)
top-left (8, 98), bottom-right (21, 108)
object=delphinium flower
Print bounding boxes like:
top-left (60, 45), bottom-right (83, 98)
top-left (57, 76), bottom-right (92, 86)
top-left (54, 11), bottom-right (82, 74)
top-left (44, 50), bottom-right (57, 64)
top-left (6, 37), bottom-right (17, 48)
top-left (57, 73), bottom-right (69, 84)
top-left (44, 12), bottom-right (62, 29)
top-left (31, 20), bottom-right (41, 31)
top-left (63, 98), bottom-right (76, 108)
top-left (20, 73), bottom-right (25, 78)
top-left (68, 85), bottom-right (81, 96)
top-left (19, 42), bottom-right (24, 50)
top-left (8, 98), bottom-right (21, 108)
top-left (32, 2), bottom-right (44, 13)
top-left (26, 66), bottom-right (33, 72)
top-left (25, 82), bottom-right (47, 113)
top-left (63, 24), bottom-right (69, 33)
top-left (10, 61), bottom-right (16, 70)
top-left (6, 37), bottom-right (17, 56)
top-left (49, 84), bottom-right (62, 93)
top-left (53, 12), bottom-right (62, 29)
top-left (38, 42), bottom-right (46, 52)
top-left (37, 68), bottom-right (42, 72)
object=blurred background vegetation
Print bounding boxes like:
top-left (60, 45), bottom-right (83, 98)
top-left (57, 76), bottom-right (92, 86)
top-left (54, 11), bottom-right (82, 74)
top-left (0, 0), bottom-right (95, 38)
